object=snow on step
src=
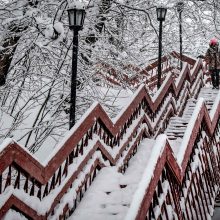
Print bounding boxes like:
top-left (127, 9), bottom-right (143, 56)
top-left (166, 87), bottom-right (219, 157)
top-left (166, 87), bottom-right (219, 141)
top-left (3, 209), bottom-right (28, 220)
top-left (198, 87), bottom-right (219, 111)
top-left (68, 138), bottom-right (155, 220)
top-left (165, 99), bottom-right (196, 140)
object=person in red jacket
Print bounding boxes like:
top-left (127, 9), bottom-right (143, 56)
top-left (205, 38), bottom-right (220, 89)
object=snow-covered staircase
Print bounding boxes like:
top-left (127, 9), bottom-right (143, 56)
top-left (1, 54), bottom-right (220, 220)
top-left (66, 86), bottom-right (220, 220)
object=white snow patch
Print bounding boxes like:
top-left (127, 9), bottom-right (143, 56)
top-left (177, 98), bottom-right (204, 165)
top-left (68, 0), bottom-right (86, 9)
top-left (3, 209), bottom-right (28, 220)
top-left (125, 134), bottom-right (167, 220)
top-left (0, 138), bottom-right (13, 152)
top-left (54, 22), bottom-right (64, 35)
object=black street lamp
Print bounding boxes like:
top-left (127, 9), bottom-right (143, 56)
top-left (67, 4), bottom-right (86, 129)
top-left (156, 6), bottom-right (167, 89)
top-left (176, 2), bottom-right (184, 70)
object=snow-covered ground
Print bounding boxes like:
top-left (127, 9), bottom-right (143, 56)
top-left (0, 85), bottom-right (133, 159)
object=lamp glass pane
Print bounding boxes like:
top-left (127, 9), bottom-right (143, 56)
top-left (161, 8), bottom-right (166, 19)
top-left (75, 10), bottom-right (83, 26)
top-left (81, 11), bottom-right (86, 26)
top-left (156, 8), bottom-right (160, 20)
top-left (68, 9), bottom-right (75, 26)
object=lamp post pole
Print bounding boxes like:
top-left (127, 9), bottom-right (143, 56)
top-left (156, 6), bottom-right (167, 89)
top-left (157, 20), bottom-right (163, 89)
top-left (70, 29), bottom-right (79, 129)
top-left (177, 2), bottom-right (184, 70)
top-left (67, 5), bottom-right (86, 129)
top-left (179, 9), bottom-right (183, 69)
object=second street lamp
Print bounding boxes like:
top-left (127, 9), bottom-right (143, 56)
top-left (177, 2), bottom-right (184, 70)
top-left (156, 6), bottom-right (167, 89)
top-left (67, 4), bottom-right (86, 129)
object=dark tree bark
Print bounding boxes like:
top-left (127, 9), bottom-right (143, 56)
top-left (0, 35), bottom-right (20, 86)
top-left (0, 0), bottom-right (38, 86)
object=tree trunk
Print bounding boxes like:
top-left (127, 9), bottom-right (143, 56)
top-left (0, 36), bottom-right (20, 86)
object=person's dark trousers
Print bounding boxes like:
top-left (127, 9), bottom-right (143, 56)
top-left (211, 69), bottom-right (220, 88)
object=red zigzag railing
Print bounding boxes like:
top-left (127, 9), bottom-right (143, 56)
top-left (0, 55), bottom-right (207, 219)
top-left (97, 51), bottom-right (196, 89)
top-left (127, 95), bottom-right (220, 220)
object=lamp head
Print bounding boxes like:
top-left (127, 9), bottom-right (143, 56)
top-left (176, 2), bottom-right (184, 13)
top-left (156, 6), bottom-right (167, 22)
top-left (67, 3), bottom-right (86, 31)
